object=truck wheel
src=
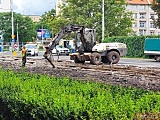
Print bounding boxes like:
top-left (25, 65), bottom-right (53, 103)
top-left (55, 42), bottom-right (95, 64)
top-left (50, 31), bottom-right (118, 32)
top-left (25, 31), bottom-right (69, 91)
top-left (155, 56), bottom-right (160, 62)
top-left (107, 51), bottom-right (120, 64)
top-left (90, 52), bottom-right (102, 65)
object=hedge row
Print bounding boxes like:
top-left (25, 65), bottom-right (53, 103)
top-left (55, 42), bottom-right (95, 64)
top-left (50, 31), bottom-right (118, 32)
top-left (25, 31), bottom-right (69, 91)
top-left (102, 35), bottom-right (160, 58)
top-left (0, 68), bottom-right (160, 119)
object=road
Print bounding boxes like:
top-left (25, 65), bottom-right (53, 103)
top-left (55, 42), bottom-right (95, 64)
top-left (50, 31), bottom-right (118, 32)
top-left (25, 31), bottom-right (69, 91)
top-left (1, 51), bottom-right (160, 68)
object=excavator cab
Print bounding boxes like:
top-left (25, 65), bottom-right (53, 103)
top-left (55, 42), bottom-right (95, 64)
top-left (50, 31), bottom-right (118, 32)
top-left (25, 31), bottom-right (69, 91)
top-left (74, 28), bottom-right (96, 53)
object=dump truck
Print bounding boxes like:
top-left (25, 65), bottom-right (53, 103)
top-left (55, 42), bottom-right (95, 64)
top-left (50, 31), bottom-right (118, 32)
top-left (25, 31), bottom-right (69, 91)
top-left (144, 38), bottom-right (160, 61)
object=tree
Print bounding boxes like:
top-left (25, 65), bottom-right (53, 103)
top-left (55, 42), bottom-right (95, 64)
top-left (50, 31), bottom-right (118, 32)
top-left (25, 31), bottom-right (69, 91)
top-left (0, 12), bottom-right (36, 42)
top-left (59, 0), bottom-right (132, 40)
top-left (39, 9), bottom-right (70, 38)
top-left (39, 9), bottom-right (56, 32)
top-left (151, 0), bottom-right (160, 28)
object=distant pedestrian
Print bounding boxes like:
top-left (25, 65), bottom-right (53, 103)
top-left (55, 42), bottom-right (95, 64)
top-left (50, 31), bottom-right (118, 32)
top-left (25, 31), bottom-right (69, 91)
top-left (21, 46), bottom-right (27, 67)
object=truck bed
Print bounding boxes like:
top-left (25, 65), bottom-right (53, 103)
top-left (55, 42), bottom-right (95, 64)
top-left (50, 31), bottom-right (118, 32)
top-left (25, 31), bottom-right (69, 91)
top-left (144, 38), bottom-right (160, 55)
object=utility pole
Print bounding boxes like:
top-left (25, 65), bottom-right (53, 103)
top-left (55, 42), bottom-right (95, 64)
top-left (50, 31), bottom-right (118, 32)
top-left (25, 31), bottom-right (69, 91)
top-left (42, 24), bottom-right (43, 44)
top-left (10, 0), bottom-right (15, 46)
top-left (102, 0), bottom-right (104, 41)
top-left (17, 22), bottom-right (19, 51)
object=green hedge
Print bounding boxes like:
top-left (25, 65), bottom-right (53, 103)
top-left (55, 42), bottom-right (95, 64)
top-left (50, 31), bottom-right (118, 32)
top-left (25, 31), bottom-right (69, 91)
top-left (0, 68), bottom-right (160, 119)
top-left (102, 35), bottom-right (160, 58)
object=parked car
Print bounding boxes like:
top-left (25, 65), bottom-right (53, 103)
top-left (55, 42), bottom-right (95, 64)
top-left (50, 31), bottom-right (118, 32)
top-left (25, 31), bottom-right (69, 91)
top-left (52, 45), bottom-right (70, 56)
top-left (25, 44), bottom-right (39, 56)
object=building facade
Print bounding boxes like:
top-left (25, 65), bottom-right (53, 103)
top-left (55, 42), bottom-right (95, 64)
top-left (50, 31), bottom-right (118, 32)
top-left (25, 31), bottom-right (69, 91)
top-left (0, 0), bottom-right (11, 12)
top-left (126, 0), bottom-right (160, 36)
top-left (23, 15), bottom-right (41, 22)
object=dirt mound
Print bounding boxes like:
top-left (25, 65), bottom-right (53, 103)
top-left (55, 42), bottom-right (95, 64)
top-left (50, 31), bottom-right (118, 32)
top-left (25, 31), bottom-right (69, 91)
top-left (0, 57), bottom-right (160, 91)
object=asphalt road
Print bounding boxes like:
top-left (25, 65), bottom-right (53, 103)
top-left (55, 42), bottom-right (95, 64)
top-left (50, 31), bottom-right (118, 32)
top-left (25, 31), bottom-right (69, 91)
top-left (1, 51), bottom-right (160, 68)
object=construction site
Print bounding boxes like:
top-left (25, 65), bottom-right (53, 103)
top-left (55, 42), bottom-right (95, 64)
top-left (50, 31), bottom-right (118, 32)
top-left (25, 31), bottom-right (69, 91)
top-left (0, 53), bottom-right (160, 92)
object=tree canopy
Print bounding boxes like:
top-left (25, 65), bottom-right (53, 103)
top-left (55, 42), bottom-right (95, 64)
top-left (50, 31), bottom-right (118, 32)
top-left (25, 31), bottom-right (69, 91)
top-left (39, 0), bottom-right (133, 41)
top-left (60, 0), bottom-right (133, 40)
top-left (151, 0), bottom-right (160, 28)
top-left (39, 9), bottom-right (71, 39)
top-left (0, 12), bottom-right (36, 42)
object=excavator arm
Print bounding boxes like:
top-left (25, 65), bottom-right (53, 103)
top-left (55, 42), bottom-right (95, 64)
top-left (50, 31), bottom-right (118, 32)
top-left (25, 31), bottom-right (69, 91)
top-left (43, 24), bottom-right (86, 67)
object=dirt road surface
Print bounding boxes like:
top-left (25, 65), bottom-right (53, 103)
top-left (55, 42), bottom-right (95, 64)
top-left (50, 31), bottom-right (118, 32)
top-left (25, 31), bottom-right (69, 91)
top-left (0, 55), bottom-right (160, 92)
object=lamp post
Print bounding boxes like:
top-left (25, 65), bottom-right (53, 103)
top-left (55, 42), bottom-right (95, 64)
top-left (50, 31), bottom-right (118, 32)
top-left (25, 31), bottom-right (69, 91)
top-left (42, 24), bottom-right (44, 44)
top-left (10, 0), bottom-right (15, 48)
top-left (17, 22), bottom-right (19, 51)
top-left (102, 0), bottom-right (104, 41)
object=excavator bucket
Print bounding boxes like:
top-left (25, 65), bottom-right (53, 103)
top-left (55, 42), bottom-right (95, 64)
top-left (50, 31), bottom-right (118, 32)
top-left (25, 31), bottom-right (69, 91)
top-left (43, 47), bottom-right (55, 68)
top-left (45, 56), bottom-right (55, 68)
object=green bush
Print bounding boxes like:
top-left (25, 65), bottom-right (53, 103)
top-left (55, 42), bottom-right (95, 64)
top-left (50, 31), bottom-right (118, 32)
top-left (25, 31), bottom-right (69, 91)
top-left (102, 35), bottom-right (160, 58)
top-left (0, 68), bottom-right (160, 119)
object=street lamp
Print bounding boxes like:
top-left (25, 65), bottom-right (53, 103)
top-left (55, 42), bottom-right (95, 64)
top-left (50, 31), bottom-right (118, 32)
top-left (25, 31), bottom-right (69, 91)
top-left (17, 22), bottom-right (19, 51)
top-left (42, 24), bottom-right (43, 44)
top-left (10, 0), bottom-right (15, 48)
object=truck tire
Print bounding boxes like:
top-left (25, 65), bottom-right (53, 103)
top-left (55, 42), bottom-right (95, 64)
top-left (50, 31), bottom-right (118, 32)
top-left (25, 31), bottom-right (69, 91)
top-left (107, 51), bottom-right (120, 64)
top-left (155, 56), bottom-right (160, 62)
top-left (90, 52), bottom-right (102, 65)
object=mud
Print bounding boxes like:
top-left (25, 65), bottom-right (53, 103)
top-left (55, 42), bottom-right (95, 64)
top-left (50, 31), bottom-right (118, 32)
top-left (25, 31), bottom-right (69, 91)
top-left (0, 56), bottom-right (160, 91)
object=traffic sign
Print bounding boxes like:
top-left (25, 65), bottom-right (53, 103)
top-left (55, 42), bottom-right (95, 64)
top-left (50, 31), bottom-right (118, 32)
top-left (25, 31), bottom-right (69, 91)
top-left (11, 39), bottom-right (15, 42)
top-left (14, 43), bottom-right (18, 49)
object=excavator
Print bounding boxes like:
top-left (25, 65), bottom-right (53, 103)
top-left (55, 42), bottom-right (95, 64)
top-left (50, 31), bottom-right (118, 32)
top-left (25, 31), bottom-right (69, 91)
top-left (43, 24), bottom-right (127, 68)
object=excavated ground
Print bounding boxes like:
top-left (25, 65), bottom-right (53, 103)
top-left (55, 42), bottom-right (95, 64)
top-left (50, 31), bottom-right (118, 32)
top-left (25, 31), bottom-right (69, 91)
top-left (0, 56), bottom-right (160, 92)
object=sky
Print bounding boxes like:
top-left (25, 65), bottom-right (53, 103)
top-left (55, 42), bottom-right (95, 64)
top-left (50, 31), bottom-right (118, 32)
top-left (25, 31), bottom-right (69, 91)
top-left (13, 0), bottom-right (56, 16)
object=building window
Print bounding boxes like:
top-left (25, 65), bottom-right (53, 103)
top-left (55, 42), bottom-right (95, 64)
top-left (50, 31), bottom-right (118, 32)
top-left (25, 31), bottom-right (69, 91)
top-left (150, 14), bottom-right (154, 19)
top-left (140, 5), bottom-right (145, 10)
top-left (128, 5), bottom-right (133, 10)
top-left (133, 5), bottom-right (138, 10)
top-left (140, 13), bottom-right (145, 19)
top-left (133, 23), bottom-right (137, 27)
top-left (150, 22), bottom-right (155, 28)
top-left (150, 31), bottom-right (154, 35)
top-left (139, 22), bottom-right (146, 28)
top-left (135, 13), bottom-right (137, 19)
top-left (139, 30), bottom-right (146, 35)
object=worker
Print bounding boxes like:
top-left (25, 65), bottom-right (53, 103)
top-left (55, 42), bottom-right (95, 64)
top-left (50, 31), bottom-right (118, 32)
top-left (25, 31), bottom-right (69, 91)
top-left (21, 45), bottom-right (27, 67)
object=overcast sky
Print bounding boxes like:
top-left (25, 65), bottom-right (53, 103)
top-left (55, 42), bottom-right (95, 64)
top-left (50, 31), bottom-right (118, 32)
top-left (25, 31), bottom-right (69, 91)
top-left (13, 0), bottom-right (56, 16)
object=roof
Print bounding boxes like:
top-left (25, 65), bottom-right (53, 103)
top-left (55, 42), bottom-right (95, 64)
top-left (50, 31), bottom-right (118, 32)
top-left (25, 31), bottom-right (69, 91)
top-left (126, 0), bottom-right (153, 5)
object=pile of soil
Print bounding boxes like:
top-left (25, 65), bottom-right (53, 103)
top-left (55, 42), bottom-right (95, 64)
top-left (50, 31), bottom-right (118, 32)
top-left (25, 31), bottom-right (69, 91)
top-left (0, 57), bottom-right (160, 91)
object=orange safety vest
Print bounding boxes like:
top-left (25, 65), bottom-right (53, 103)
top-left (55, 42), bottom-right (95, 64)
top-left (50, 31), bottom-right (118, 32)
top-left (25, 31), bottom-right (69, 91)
top-left (22, 48), bottom-right (26, 57)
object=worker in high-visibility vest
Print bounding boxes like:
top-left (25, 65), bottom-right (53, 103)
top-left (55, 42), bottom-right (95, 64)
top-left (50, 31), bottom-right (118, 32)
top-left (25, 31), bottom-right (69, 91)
top-left (21, 46), bottom-right (27, 67)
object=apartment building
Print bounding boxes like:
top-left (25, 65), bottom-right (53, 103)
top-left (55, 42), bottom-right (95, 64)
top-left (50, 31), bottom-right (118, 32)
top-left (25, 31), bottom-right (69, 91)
top-left (0, 0), bottom-right (11, 12)
top-left (126, 0), bottom-right (160, 36)
top-left (23, 15), bottom-right (41, 22)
